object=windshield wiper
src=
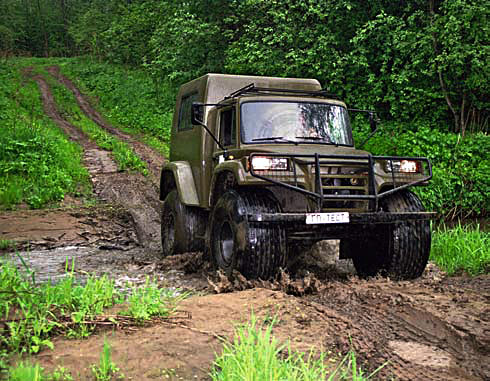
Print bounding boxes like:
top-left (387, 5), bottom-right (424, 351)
top-left (252, 137), bottom-right (298, 144)
top-left (295, 136), bottom-right (336, 145)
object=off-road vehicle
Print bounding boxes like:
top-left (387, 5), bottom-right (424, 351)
top-left (160, 74), bottom-right (434, 280)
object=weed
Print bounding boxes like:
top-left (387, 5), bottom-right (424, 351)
top-left (120, 277), bottom-right (187, 322)
top-left (91, 338), bottom-right (124, 381)
top-left (0, 239), bottom-right (14, 250)
top-left (0, 257), bottom-right (184, 372)
top-left (431, 223), bottom-right (489, 275)
top-left (8, 361), bottom-right (44, 381)
top-left (211, 315), bottom-right (382, 380)
top-left (50, 366), bottom-right (73, 381)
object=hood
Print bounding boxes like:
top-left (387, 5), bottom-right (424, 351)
top-left (236, 143), bottom-right (370, 159)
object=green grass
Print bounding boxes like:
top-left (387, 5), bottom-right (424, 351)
top-left (211, 315), bottom-right (384, 380)
top-left (41, 67), bottom-right (148, 175)
top-left (91, 338), bottom-right (123, 381)
top-left (57, 57), bottom-right (174, 156)
top-left (431, 223), bottom-right (489, 275)
top-left (0, 257), bottom-right (185, 379)
top-left (0, 60), bottom-right (91, 209)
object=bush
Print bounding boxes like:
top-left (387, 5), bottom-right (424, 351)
top-left (354, 122), bottom-right (489, 218)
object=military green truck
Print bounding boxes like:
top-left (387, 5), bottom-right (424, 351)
top-left (160, 74), bottom-right (434, 280)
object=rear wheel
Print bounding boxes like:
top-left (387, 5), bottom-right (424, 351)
top-left (161, 190), bottom-right (206, 257)
top-left (351, 190), bottom-right (431, 280)
top-left (209, 189), bottom-right (286, 279)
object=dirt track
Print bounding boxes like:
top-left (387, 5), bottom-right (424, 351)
top-left (1, 67), bottom-right (488, 380)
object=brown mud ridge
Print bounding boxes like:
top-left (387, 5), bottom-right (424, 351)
top-left (3, 68), bottom-right (488, 380)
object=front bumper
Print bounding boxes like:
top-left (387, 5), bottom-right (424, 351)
top-left (247, 211), bottom-right (436, 241)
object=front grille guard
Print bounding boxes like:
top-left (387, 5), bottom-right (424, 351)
top-left (249, 153), bottom-right (432, 212)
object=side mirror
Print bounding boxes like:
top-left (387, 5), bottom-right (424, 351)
top-left (191, 102), bottom-right (204, 125)
top-left (369, 112), bottom-right (377, 132)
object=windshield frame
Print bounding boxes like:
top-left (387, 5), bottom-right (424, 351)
top-left (239, 100), bottom-right (354, 147)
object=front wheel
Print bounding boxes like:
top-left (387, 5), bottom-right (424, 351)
top-left (161, 190), bottom-right (206, 257)
top-left (208, 189), bottom-right (287, 279)
top-left (351, 190), bottom-right (431, 280)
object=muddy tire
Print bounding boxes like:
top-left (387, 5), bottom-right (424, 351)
top-left (209, 189), bottom-right (286, 279)
top-left (352, 190), bottom-right (431, 280)
top-left (161, 190), bottom-right (206, 257)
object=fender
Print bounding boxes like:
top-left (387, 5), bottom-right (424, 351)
top-left (208, 160), bottom-right (247, 206)
top-left (160, 161), bottom-right (200, 206)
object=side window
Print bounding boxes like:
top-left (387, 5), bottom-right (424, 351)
top-left (220, 108), bottom-right (236, 147)
top-left (178, 93), bottom-right (198, 131)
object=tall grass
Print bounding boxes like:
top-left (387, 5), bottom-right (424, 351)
top-left (0, 60), bottom-right (91, 209)
top-left (211, 316), bottom-right (384, 380)
top-left (431, 223), bottom-right (489, 275)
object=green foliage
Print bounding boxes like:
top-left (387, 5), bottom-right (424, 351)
top-left (8, 361), bottom-right (44, 381)
top-left (0, 60), bottom-right (90, 209)
top-left (211, 315), bottom-right (383, 380)
top-left (120, 278), bottom-right (186, 322)
top-left (44, 67), bottom-right (148, 174)
top-left (354, 123), bottom-right (489, 218)
top-left (0, 258), bottom-right (184, 362)
top-left (431, 223), bottom-right (489, 276)
top-left (91, 338), bottom-right (123, 381)
top-left (58, 57), bottom-right (173, 154)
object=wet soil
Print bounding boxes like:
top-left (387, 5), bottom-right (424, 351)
top-left (2, 68), bottom-right (488, 380)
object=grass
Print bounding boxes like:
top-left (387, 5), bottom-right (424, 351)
top-left (41, 67), bottom-right (148, 175)
top-left (91, 338), bottom-right (123, 381)
top-left (0, 60), bottom-right (91, 209)
top-left (57, 57), bottom-right (174, 156)
top-left (211, 315), bottom-right (385, 380)
top-left (431, 223), bottom-right (489, 275)
top-left (0, 257), bottom-right (185, 378)
top-left (0, 239), bottom-right (15, 251)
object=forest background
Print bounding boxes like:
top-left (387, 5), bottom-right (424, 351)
top-left (0, 0), bottom-right (488, 219)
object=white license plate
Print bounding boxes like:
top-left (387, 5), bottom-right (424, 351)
top-left (305, 212), bottom-right (350, 224)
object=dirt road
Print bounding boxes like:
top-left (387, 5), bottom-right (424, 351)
top-left (1, 68), bottom-right (488, 380)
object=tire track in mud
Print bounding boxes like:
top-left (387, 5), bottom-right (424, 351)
top-left (29, 70), bottom-right (162, 253)
top-left (46, 66), bottom-right (165, 184)
top-left (305, 277), bottom-right (489, 380)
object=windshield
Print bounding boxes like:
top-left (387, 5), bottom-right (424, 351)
top-left (240, 101), bottom-right (353, 145)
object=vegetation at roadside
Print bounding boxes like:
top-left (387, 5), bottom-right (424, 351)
top-left (431, 223), bottom-right (489, 276)
top-left (0, 61), bottom-right (90, 210)
top-left (90, 338), bottom-right (124, 381)
top-left (211, 315), bottom-right (384, 380)
top-left (0, 258), bottom-right (186, 376)
top-left (354, 123), bottom-right (489, 218)
top-left (39, 65), bottom-right (148, 175)
top-left (58, 57), bottom-right (173, 156)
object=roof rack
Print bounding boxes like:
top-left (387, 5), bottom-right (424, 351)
top-left (223, 83), bottom-right (340, 101)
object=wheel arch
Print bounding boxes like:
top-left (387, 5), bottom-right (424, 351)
top-left (160, 161), bottom-right (200, 206)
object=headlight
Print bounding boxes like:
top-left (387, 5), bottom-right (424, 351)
top-left (250, 156), bottom-right (289, 171)
top-left (384, 160), bottom-right (421, 173)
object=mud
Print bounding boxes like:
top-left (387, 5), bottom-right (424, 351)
top-left (3, 68), bottom-right (488, 380)
top-left (28, 67), bottom-right (165, 252)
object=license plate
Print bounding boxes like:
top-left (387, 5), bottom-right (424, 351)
top-left (306, 212), bottom-right (350, 224)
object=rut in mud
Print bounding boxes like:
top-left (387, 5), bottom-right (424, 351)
top-left (29, 68), bottom-right (164, 253)
top-left (4, 68), bottom-right (488, 380)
